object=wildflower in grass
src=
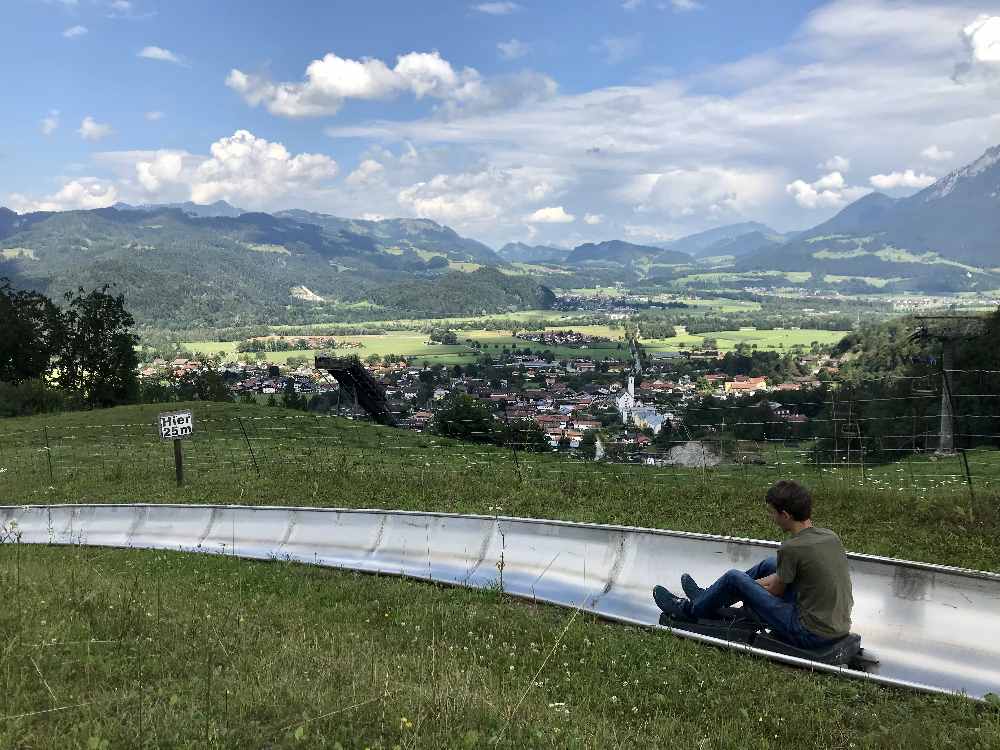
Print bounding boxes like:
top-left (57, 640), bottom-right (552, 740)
top-left (399, 716), bottom-right (413, 730)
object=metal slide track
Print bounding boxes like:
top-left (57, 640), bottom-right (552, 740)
top-left (2, 504), bottom-right (998, 701)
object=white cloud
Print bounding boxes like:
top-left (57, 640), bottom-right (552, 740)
top-left (144, 110), bottom-right (164, 121)
top-left (921, 145), bottom-right (953, 161)
top-left (473, 2), bottom-right (518, 14)
top-left (345, 158), bottom-right (385, 186)
top-left (670, 0), bottom-right (703, 11)
top-left (812, 171), bottom-right (846, 191)
top-left (786, 171), bottom-right (871, 209)
top-left (963, 16), bottom-right (1000, 63)
top-left (138, 46), bottom-right (182, 64)
top-left (110, 1), bottom-right (132, 9)
top-left (62, 25), bottom-right (87, 38)
top-left (623, 224), bottom-right (676, 243)
top-left (527, 206), bottom-right (575, 223)
top-left (394, 163), bottom-right (564, 227)
top-left (497, 38), bottom-right (528, 60)
top-left (820, 155), bottom-right (850, 172)
top-left (135, 150), bottom-right (186, 192)
top-left (593, 35), bottom-right (642, 64)
top-left (8, 178), bottom-right (118, 213)
top-left (228, 50), bottom-right (554, 118)
top-left (398, 175), bottom-right (502, 224)
top-left (87, 130), bottom-right (339, 210)
top-left (324, 0), bottom-right (998, 243)
top-left (954, 15), bottom-right (1000, 81)
top-left (623, 167), bottom-right (780, 218)
top-left (40, 110), bottom-right (60, 136)
top-left (583, 213), bottom-right (603, 225)
top-left (77, 116), bottom-right (113, 141)
top-left (190, 130), bottom-right (338, 205)
top-left (869, 169), bottom-right (936, 190)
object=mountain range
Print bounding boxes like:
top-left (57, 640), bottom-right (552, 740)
top-left (2, 143), bottom-right (999, 326)
top-left (733, 145), bottom-right (1000, 292)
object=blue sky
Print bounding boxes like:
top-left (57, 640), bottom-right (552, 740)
top-left (3, 0), bottom-right (1000, 247)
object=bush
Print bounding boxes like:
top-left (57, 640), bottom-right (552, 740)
top-left (0, 379), bottom-right (67, 418)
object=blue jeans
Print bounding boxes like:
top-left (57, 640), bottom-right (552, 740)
top-left (689, 557), bottom-right (838, 650)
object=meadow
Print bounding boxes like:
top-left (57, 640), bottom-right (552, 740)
top-left (1, 403), bottom-right (999, 747)
top-left (1, 402), bottom-right (999, 747)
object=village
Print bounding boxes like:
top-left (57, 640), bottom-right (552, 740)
top-left (138, 344), bottom-right (839, 463)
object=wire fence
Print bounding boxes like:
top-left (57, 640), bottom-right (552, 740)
top-left (1, 369), bottom-right (999, 502)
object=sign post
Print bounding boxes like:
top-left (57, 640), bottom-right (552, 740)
top-left (158, 410), bottom-right (194, 486)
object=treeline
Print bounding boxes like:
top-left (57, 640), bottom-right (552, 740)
top-left (429, 394), bottom-right (549, 452)
top-left (3, 278), bottom-right (246, 418)
top-left (1, 279), bottom-right (140, 417)
top-left (679, 309), bottom-right (1000, 461)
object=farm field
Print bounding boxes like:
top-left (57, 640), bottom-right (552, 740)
top-left (1, 403), bottom-right (998, 748)
top-left (267, 310), bottom-right (594, 335)
top-left (643, 327), bottom-right (847, 354)
top-left (179, 326), bottom-right (847, 364)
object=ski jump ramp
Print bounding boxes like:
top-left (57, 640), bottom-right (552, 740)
top-left (2, 503), bottom-right (998, 701)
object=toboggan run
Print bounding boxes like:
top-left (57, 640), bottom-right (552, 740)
top-left (2, 504), bottom-right (998, 701)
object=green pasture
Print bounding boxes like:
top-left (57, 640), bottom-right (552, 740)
top-left (642, 327), bottom-right (847, 353)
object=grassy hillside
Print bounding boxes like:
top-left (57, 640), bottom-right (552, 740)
top-left (1, 402), bottom-right (997, 569)
top-left (2, 403), bottom-right (999, 748)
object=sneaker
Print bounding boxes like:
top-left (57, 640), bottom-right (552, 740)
top-left (681, 573), bottom-right (705, 602)
top-left (652, 585), bottom-right (693, 621)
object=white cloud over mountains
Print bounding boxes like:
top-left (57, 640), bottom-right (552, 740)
top-left (8, 178), bottom-right (118, 213)
top-left (395, 163), bottom-right (562, 227)
top-left (10, 131), bottom-right (338, 212)
top-left (527, 206), bottom-right (574, 223)
top-left (786, 171), bottom-right (871, 209)
top-left (227, 50), bottom-right (556, 118)
top-left (869, 169), bottom-right (936, 190)
top-left (623, 168), bottom-right (780, 217)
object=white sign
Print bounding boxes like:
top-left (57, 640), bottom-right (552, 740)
top-left (158, 410), bottom-right (194, 440)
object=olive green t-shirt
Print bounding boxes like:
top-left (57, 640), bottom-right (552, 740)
top-left (776, 526), bottom-right (854, 639)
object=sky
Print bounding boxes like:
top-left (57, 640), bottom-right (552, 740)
top-left (2, 0), bottom-right (1000, 249)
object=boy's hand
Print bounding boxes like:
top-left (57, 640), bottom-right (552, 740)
top-left (756, 573), bottom-right (786, 598)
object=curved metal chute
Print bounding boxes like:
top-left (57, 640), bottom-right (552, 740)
top-left (2, 503), bottom-right (997, 700)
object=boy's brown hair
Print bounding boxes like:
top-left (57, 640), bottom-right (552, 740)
top-left (765, 480), bottom-right (813, 522)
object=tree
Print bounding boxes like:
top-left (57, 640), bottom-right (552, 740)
top-left (282, 378), bottom-right (305, 410)
top-left (0, 278), bottom-right (64, 384)
top-left (430, 394), bottom-right (495, 443)
top-left (653, 421), bottom-right (675, 451)
top-left (55, 286), bottom-right (139, 408)
top-left (579, 430), bottom-right (597, 459)
top-left (500, 419), bottom-right (549, 452)
top-left (176, 368), bottom-right (232, 402)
